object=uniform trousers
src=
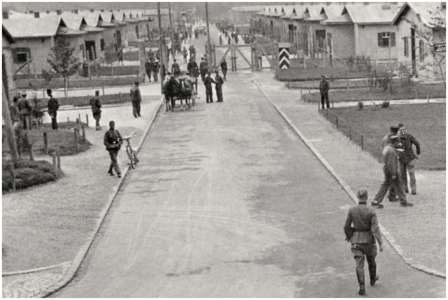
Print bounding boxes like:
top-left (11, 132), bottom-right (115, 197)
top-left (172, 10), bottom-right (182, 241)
top-left (374, 167), bottom-right (407, 204)
top-left (351, 243), bottom-right (377, 288)
top-left (108, 149), bottom-right (121, 175)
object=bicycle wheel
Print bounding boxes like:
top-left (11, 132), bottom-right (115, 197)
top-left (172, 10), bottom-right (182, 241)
top-left (126, 147), bottom-right (135, 169)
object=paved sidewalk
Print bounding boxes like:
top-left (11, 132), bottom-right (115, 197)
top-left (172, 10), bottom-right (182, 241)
top-left (3, 87), bottom-right (162, 296)
top-left (253, 71), bottom-right (446, 277)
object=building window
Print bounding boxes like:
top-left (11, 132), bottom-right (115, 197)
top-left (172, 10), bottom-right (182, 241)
top-left (419, 40), bottom-right (424, 62)
top-left (100, 39), bottom-right (105, 51)
top-left (403, 37), bottom-right (409, 57)
top-left (377, 32), bottom-right (396, 47)
top-left (12, 48), bottom-right (31, 63)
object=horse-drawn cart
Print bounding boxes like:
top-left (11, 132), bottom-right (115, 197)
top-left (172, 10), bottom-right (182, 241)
top-left (163, 75), bottom-right (197, 112)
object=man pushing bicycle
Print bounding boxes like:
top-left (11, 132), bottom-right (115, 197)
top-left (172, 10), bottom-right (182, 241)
top-left (104, 120), bottom-right (122, 178)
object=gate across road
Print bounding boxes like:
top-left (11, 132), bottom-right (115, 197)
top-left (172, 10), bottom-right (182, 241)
top-left (215, 42), bottom-right (274, 72)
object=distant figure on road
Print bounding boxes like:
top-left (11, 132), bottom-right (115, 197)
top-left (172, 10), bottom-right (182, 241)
top-left (130, 82), bottom-right (142, 118)
top-left (104, 120), bottom-right (122, 178)
top-left (228, 36), bottom-right (231, 45)
top-left (18, 93), bottom-right (32, 130)
top-left (199, 57), bottom-right (208, 82)
top-left (145, 59), bottom-right (152, 83)
top-left (214, 71), bottom-right (224, 102)
top-left (47, 89), bottom-right (59, 130)
top-left (171, 59), bottom-right (181, 77)
top-left (219, 34), bottom-right (223, 46)
top-left (89, 90), bottom-right (102, 130)
top-left (10, 95), bottom-right (20, 124)
top-left (152, 59), bottom-right (160, 82)
top-left (220, 59), bottom-right (228, 81)
top-left (187, 58), bottom-right (200, 93)
top-left (182, 47), bottom-right (188, 64)
top-left (371, 136), bottom-right (413, 208)
top-left (204, 72), bottom-right (215, 103)
top-left (381, 125), bottom-right (400, 201)
top-left (344, 190), bottom-right (383, 296)
top-left (319, 75), bottom-right (330, 109)
top-left (397, 124), bottom-right (421, 195)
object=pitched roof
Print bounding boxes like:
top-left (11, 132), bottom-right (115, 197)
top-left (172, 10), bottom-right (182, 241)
top-left (3, 15), bottom-right (64, 38)
top-left (2, 25), bottom-right (14, 43)
top-left (393, 2), bottom-right (446, 28)
top-left (343, 3), bottom-right (404, 25)
top-left (304, 5), bottom-right (324, 21)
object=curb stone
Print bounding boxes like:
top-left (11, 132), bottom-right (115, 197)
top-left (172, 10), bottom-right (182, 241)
top-left (2, 96), bottom-right (164, 298)
top-left (252, 80), bottom-right (446, 280)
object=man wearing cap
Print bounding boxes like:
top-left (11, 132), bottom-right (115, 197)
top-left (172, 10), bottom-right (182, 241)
top-left (130, 81), bottom-right (142, 118)
top-left (371, 136), bottom-right (413, 208)
top-left (397, 124), bottom-right (421, 195)
top-left (319, 75), bottom-right (330, 110)
top-left (344, 190), bottom-right (383, 296)
top-left (103, 120), bottom-right (122, 178)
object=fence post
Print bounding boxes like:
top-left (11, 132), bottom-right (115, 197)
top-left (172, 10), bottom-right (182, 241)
top-left (9, 163), bottom-right (16, 192)
top-left (361, 135), bottom-right (364, 150)
top-left (86, 114), bottom-right (89, 127)
top-left (52, 152), bottom-right (58, 172)
top-left (28, 143), bottom-right (34, 161)
top-left (57, 148), bottom-right (61, 171)
top-left (74, 128), bottom-right (79, 153)
top-left (335, 116), bottom-right (339, 128)
top-left (81, 125), bottom-right (86, 142)
top-left (43, 132), bottom-right (48, 154)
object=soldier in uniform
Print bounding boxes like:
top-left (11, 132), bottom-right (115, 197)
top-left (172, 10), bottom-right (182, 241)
top-left (397, 124), bottom-right (421, 195)
top-left (203, 72), bottom-right (215, 103)
top-left (344, 190), bottom-right (383, 296)
top-left (171, 59), bottom-right (181, 77)
top-left (104, 120), bottom-right (122, 178)
top-left (89, 90), bottom-right (102, 130)
top-left (199, 57), bottom-right (208, 82)
top-left (214, 70), bottom-right (224, 102)
top-left (319, 75), bottom-right (330, 109)
top-left (18, 93), bottom-right (32, 130)
top-left (47, 89), bottom-right (59, 130)
top-left (187, 58), bottom-right (200, 93)
top-left (220, 58), bottom-right (228, 81)
top-left (130, 82), bottom-right (142, 118)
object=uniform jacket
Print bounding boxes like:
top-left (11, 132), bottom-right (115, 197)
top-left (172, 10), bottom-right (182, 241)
top-left (104, 129), bottom-right (122, 151)
top-left (399, 133), bottom-right (421, 163)
top-left (204, 76), bottom-right (215, 89)
top-left (319, 78), bottom-right (330, 94)
top-left (187, 61), bottom-right (199, 77)
top-left (344, 204), bottom-right (382, 245)
top-left (199, 61), bottom-right (208, 74)
top-left (215, 75), bottom-right (224, 88)
top-left (171, 62), bottom-right (180, 74)
top-left (18, 98), bottom-right (32, 115)
top-left (130, 87), bottom-right (142, 103)
top-left (220, 61), bottom-right (228, 71)
top-left (10, 104), bottom-right (20, 122)
top-left (47, 97), bottom-right (59, 115)
top-left (89, 96), bottom-right (102, 114)
top-left (382, 144), bottom-right (399, 176)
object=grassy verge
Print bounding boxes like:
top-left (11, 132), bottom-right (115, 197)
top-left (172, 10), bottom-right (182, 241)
top-left (2, 159), bottom-right (61, 193)
top-left (33, 93), bottom-right (132, 109)
top-left (302, 83), bottom-right (446, 103)
top-left (321, 103), bottom-right (445, 170)
top-left (277, 65), bottom-right (372, 81)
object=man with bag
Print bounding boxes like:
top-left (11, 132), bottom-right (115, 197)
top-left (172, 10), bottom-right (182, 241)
top-left (47, 89), bottom-right (59, 130)
top-left (344, 190), bottom-right (383, 296)
top-left (89, 90), bottom-right (102, 130)
top-left (103, 120), bottom-right (122, 178)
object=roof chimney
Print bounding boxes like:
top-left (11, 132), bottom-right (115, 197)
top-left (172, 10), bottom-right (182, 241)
top-left (56, 9), bottom-right (62, 15)
top-left (381, 4), bottom-right (391, 10)
top-left (2, 10), bottom-right (8, 19)
top-left (34, 11), bottom-right (40, 18)
top-left (90, 8), bottom-right (94, 12)
top-left (100, 9), bottom-right (104, 12)
top-left (73, 9), bottom-right (79, 14)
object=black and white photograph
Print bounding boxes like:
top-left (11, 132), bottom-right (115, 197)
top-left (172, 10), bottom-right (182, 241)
top-left (1, 1), bottom-right (446, 297)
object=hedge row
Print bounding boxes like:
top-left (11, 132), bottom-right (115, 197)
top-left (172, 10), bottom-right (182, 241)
top-left (34, 93), bottom-right (132, 109)
top-left (97, 65), bottom-right (140, 76)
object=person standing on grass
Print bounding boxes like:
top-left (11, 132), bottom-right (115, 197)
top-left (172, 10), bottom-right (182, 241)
top-left (18, 93), bottom-right (32, 130)
top-left (319, 75), bottom-right (330, 109)
top-left (130, 82), bottom-right (142, 118)
top-left (47, 89), bottom-right (59, 130)
top-left (397, 124), bottom-right (421, 195)
top-left (214, 70), bottom-right (224, 102)
top-left (89, 90), bottom-right (102, 130)
top-left (344, 190), bottom-right (383, 296)
top-left (104, 120), bottom-right (122, 178)
top-left (144, 59), bottom-right (152, 83)
top-left (371, 136), bottom-right (413, 208)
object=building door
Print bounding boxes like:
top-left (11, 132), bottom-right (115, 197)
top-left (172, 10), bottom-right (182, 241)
top-left (115, 30), bottom-right (122, 48)
top-left (411, 27), bottom-right (416, 76)
top-left (327, 32), bottom-right (333, 64)
top-left (85, 40), bottom-right (97, 60)
top-left (315, 29), bottom-right (326, 58)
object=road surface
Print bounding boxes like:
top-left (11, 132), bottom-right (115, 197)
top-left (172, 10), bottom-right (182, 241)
top-left (53, 70), bottom-right (444, 297)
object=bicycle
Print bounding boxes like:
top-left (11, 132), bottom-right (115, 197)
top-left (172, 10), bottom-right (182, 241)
top-left (122, 134), bottom-right (139, 169)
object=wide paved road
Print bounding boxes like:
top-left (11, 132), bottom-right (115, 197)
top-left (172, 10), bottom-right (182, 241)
top-left (54, 72), bottom-right (444, 297)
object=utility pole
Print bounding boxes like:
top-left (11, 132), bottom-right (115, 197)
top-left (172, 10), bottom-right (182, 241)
top-left (2, 58), bottom-right (18, 163)
top-left (158, 2), bottom-right (165, 93)
top-left (205, 2), bottom-right (212, 71)
top-left (168, 2), bottom-right (175, 61)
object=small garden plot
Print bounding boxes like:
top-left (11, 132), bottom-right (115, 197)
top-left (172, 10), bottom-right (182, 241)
top-left (303, 83), bottom-right (446, 103)
top-left (2, 159), bottom-right (60, 192)
top-left (323, 103), bottom-right (445, 170)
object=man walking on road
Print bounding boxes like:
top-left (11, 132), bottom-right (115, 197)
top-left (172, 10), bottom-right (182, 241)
top-left (319, 75), bottom-right (330, 109)
top-left (130, 82), bottom-right (142, 118)
top-left (214, 70), bottom-right (224, 102)
top-left (47, 89), bottom-right (59, 130)
top-left (171, 59), bottom-right (181, 77)
top-left (187, 58), bottom-right (200, 93)
top-left (204, 72), bottom-right (215, 103)
top-left (397, 124), bottom-right (421, 195)
top-left (344, 190), bottom-right (383, 296)
top-left (89, 90), bottom-right (102, 130)
top-left (200, 57), bottom-right (208, 82)
top-left (371, 136), bottom-right (413, 208)
top-left (104, 121), bottom-right (122, 178)
top-left (220, 58), bottom-right (228, 81)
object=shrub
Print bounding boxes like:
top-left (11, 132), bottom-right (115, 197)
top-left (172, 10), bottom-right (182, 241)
top-left (358, 101), bottom-right (364, 110)
top-left (381, 101), bottom-right (390, 108)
